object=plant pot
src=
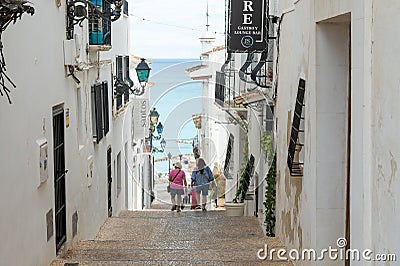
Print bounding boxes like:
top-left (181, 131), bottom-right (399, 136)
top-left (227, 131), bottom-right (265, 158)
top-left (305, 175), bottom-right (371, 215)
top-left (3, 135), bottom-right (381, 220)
top-left (224, 202), bottom-right (245, 216)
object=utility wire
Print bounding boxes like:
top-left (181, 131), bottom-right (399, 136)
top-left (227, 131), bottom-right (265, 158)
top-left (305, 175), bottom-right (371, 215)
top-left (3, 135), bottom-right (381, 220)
top-left (130, 13), bottom-right (225, 35)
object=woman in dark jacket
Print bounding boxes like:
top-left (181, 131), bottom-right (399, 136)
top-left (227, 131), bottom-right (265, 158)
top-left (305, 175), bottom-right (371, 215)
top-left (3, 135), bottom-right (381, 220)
top-left (191, 158), bottom-right (214, 211)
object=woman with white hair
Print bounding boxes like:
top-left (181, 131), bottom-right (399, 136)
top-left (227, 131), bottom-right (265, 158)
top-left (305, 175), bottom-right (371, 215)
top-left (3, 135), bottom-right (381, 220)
top-left (169, 162), bottom-right (187, 212)
top-left (191, 158), bottom-right (214, 211)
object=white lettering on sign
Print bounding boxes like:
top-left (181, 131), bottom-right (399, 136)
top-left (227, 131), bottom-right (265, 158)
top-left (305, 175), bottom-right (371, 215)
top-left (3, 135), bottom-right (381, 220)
top-left (242, 1), bottom-right (254, 24)
top-left (131, 98), bottom-right (149, 140)
top-left (243, 1), bottom-right (254, 11)
top-left (243, 14), bottom-right (253, 24)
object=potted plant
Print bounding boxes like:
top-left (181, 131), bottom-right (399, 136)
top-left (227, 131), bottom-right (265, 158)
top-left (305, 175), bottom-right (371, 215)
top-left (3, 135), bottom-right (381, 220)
top-left (225, 155), bottom-right (255, 216)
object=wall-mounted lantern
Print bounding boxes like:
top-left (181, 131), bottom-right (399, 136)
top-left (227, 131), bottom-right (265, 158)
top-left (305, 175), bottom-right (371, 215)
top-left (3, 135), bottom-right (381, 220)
top-left (130, 58), bottom-right (151, 96)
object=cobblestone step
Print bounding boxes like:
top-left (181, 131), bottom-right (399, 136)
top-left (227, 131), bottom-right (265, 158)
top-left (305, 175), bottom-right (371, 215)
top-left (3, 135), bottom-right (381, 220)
top-left (51, 259), bottom-right (291, 265)
top-left (51, 210), bottom-right (291, 265)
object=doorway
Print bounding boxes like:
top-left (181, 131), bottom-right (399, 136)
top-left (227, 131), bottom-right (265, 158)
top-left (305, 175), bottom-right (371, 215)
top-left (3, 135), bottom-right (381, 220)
top-left (107, 147), bottom-right (112, 217)
top-left (53, 107), bottom-right (66, 251)
top-left (315, 13), bottom-right (351, 259)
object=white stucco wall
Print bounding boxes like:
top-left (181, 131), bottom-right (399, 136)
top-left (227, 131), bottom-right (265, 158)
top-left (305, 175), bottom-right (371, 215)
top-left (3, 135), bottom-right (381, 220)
top-left (369, 0), bottom-right (400, 260)
top-left (0, 1), bottom-right (139, 265)
top-left (274, 0), bottom-right (400, 265)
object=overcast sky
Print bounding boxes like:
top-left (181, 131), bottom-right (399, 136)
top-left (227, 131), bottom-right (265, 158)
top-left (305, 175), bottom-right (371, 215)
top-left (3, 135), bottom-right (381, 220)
top-left (130, 0), bottom-right (226, 59)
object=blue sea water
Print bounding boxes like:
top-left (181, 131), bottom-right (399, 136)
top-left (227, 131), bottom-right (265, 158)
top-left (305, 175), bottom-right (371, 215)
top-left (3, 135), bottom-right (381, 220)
top-left (149, 58), bottom-right (203, 174)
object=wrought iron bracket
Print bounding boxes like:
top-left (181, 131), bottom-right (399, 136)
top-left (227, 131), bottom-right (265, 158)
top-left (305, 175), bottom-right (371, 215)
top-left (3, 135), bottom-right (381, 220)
top-left (221, 51), bottom-right (232, 74)
top-left (114, 76), bottom-right (129, 96)
top-left (239, 53), bottom-right (255, 83)
top-left (66, 0), bottom-right (122, 40)
top-left (152, 135), bottom-right (161, 140)
top-left (129, 84), bottom-right (145, 96)
top-left (152, 147), bottom-right (164, 153)
top-left (250, 51), bottom-right (270, 88)
top-left (0, 0), bottom-right (35, 104)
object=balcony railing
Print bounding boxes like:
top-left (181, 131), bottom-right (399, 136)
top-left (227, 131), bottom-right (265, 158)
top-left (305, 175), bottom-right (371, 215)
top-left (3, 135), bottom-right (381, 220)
top-left (89, 0), bottom-right (112, 46)
top-left (66, 0), bottom-right (122, 46)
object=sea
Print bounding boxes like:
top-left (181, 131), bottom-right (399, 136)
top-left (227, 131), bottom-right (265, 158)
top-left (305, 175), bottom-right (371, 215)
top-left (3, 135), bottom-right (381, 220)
top-left (149, 58), bottom-right (203, 174)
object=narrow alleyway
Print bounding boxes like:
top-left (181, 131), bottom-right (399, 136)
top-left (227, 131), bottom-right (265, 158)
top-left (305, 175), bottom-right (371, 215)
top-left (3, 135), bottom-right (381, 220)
top-left (51, 182), bottom-right (290, 265)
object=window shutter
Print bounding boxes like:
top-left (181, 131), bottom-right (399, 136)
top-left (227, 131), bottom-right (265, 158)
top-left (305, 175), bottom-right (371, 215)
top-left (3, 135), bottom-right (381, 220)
top-left (116, 56), bottom-right (123, 109)
top-left (124, 56), bottom-right (131, 104)
top-left (102, 81), bottom-right (110, 136)
top-left (266, 105), bottom-right (274, 131)
top-left (215, 71), bottom-right (225, 106)
top-left (94, 83), bottom-right (104, 143)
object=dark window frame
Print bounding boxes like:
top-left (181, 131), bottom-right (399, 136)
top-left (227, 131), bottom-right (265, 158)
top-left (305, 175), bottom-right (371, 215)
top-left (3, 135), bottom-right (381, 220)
top-left (92, 81), bottom-right (110, 143)
top-left (215, 71), bottom-right (226, 107)
top-left (116, 56), bottom-right (123, 110)
top-left (102, 81), bottom-right (110, 135)
top-left (124, 56), bottom-right (133, 104)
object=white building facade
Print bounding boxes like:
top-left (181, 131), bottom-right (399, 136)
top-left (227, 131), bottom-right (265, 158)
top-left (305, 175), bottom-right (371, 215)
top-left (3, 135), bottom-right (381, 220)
top-left (0, 1), bottom-right (147, 265)
top-left (273, 0), bottom-right (400, 265)
top-left (195, 35), bottom-right (274, 216)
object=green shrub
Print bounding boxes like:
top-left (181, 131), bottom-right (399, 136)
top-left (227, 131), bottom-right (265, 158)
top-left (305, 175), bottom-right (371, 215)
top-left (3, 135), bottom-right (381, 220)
top-left (264, 154), bottom-right (276, 236)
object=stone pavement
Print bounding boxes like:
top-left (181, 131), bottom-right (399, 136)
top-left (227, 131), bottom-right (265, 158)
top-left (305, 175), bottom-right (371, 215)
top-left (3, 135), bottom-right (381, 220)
top-left (51, 182), bottom-right (291, 265)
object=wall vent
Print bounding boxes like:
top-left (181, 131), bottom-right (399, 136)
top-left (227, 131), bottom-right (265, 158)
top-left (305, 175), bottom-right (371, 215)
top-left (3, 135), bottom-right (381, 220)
top-left (72, 211), bottom-right (78, 238)
top-left (46, 209), bottom-right (53, 242)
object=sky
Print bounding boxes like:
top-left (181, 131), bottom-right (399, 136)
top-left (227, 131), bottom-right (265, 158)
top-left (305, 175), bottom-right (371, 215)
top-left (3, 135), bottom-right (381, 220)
top-left (130, 0), bottom-right (226, 59)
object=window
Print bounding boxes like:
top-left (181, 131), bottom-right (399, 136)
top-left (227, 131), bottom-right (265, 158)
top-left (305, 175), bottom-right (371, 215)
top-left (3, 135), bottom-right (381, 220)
top-left (88, 0), bottom-right (112, 46)
top-left (124, 56), bottom-right (133, 104)
top-left (263, 104), bottom-right (274, 131)
top-left (114, 55), bottom-right (133, 109)
top-left (287, 78), bottom-right (305, 176)
top-left (215, 71), bottom-right (226, 107)
top-left (92, 81), bottom-right (110, 143)
top-left (102, 82), bottom-right (110, 135)
top-left (262, 103), bottom-right (274, 161)
top-left (123, 0), bottom-right (128, 15)
top-left (115, 56), bottom-right (123, 110)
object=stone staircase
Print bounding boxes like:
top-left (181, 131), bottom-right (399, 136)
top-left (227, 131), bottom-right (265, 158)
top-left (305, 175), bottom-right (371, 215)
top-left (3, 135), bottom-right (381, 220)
top-left (50, 210), bottom-right (290, 265)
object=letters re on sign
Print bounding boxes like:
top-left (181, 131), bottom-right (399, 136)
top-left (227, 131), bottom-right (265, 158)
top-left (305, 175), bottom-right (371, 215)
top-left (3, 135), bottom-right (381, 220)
top-left (228, 0), bottom-right (267, 52)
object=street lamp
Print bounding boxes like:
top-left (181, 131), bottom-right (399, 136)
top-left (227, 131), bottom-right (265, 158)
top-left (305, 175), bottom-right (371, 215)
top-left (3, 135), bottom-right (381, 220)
top-left (160, 138), bottom-right (166, 150)
top-left (146, 106), bottom-right (162, 208)
top-left (130, 58), bottom-right (151, 96)
top-left (148, 108), bottom-right (165, 152)
top-left (149, 107), bottom-right (159, 125)
top-left (168, 152), bottom-right (172, 174)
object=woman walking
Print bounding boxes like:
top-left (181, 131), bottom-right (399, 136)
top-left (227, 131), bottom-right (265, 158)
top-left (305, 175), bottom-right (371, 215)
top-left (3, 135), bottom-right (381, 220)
top-left (169, 162), bottom-right (187, 212)
top-left (191, 158), bottom-right (214, 211)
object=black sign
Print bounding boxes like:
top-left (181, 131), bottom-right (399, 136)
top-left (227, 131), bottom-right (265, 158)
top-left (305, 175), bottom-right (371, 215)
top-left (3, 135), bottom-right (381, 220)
top-left (228, 0), bottom-right (267, 52)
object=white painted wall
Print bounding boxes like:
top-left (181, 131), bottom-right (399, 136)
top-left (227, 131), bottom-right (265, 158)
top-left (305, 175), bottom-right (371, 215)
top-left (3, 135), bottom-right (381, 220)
top-left (369, 0), bottom-right (400, 260)
top-left (274, 0), bottom-right (400, 265)
top-left (0, 1), bottom-right (141, 265)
